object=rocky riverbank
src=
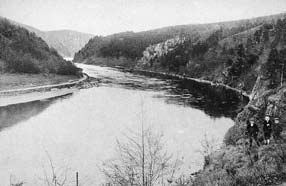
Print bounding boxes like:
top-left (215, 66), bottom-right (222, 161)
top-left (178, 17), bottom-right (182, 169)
top-left (191, 75), bottom-right (286, 186)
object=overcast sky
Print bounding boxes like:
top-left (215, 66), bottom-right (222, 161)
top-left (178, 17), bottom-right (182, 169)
top-left (0, 0), bottom-right (286, 36)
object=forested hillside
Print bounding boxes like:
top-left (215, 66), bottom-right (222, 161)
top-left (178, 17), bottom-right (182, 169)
top-left (0, 16), bottom-right (94, 58)
top-left (74, 13), bottom-right (286, 70)
top-left (73, 24), bottom-right (220, 64)
top-left (139, 13), bottom-right (286, 93)
top-left (0, 18), bottom-right (80, 75)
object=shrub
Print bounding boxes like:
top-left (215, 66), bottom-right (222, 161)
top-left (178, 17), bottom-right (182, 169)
top-left (57, 61), bottom-right (81, 75)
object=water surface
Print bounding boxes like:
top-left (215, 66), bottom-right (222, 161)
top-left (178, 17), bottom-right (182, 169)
top-left (0, 64), bottom-right (246, 185)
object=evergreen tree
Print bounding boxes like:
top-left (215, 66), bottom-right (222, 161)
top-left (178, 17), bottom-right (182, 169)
top-left (265, 48), bottom-right (280, 87)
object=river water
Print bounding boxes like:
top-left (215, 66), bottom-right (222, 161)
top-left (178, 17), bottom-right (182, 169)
top-left (0, 64), bottom-right (247, 186)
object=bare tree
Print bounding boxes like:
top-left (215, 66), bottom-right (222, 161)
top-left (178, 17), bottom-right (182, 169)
top-left (39, 150), bottom-right (71, 186)
top-left (11, 182), bottom-right (25, 186)
top-left (174, 174), bottom-right (193, 186)
top-left (199, 134), bottom-right (219, 169)
top-left (9, 174), bottom-right (25, 186)
top-left (101, 127), bottom-right (177, 186)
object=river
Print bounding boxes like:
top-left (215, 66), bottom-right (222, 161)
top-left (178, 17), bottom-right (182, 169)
top-left (0, 64), bottom-right (247, 186)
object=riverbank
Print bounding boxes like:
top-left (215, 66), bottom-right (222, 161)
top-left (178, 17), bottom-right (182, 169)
top-left (80, 58), bottom-right (249, 100)
top-left (130, 68), bottom-right (250, 99)
top-left (0, 73), bottom-right (89, 107)
top-left (0, 73), bottom-right (78, 91)
top-left (192, 80), bottom-right (286, 185)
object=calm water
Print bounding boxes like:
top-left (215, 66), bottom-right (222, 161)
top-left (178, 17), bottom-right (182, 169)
top-left (0, 64), bottom-right (246, 186)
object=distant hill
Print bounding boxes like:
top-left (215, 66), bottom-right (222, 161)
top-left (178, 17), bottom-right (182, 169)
top-left (0, 16), bottom-right (94, 58)
top-left (40, 30), bottom-right (94, 58)
top-left (0, 18), bottom-right (80, 75)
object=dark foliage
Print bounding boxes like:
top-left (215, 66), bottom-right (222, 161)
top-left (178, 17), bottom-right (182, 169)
top-left (74, 13), bottom-right (280, 63)
top-left (0, 18), bottom-right (80, 75)
top-left (263, 47), bottom-right (286, 88)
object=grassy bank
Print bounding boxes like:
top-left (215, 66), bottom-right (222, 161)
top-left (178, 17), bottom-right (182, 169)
top-left (0, 73), bottom-right (78, 91)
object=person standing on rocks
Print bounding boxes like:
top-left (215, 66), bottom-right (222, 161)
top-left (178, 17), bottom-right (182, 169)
top-left (246, 118), bottom-right (260, 147)
top-left (263, 115), bottom-right (273, 145)
top-left (272, 117), bottom-right (283, 143)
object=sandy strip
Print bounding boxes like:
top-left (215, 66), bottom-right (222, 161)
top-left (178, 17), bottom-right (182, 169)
top-left (0, 75), bottom-right (87, 107)
top-left (0, 88), bottom-right (78, 107)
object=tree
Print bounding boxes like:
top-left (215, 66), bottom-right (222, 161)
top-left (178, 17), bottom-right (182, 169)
top-left (279, 48), bottom-right (286, 86)
top-left (39, 150), bottom-right (70, 186)
top-left (101, 128), bottom-right (178, 186)
top-left (236, 44), bottom-right (245, 58)
top-left (264, 48), bottom-right (280, 87)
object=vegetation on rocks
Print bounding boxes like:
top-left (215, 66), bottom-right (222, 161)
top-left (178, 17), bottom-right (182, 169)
top-left (194, 17), bottom-right (286, 186)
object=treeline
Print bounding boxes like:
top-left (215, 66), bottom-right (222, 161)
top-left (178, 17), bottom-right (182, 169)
top-left (0, 18), bottom-right (80, 75)
top-left (263, 48), bottom-right (286, 88)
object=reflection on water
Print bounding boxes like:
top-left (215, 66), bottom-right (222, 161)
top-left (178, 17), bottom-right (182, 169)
top-left (0, 64), bottom-right (247, 186)
top-left (0, 95), bottom-right (72, 132)
top-left (88, 65), bottom-right (247, 119)
top-left (162, 79), bottom-right (248, 119)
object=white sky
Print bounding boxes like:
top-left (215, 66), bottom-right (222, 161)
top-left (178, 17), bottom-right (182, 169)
top-left (0, 0), bottom-right (286, 36)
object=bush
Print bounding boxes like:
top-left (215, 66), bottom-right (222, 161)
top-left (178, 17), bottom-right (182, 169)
top-left (224, 125), bottom-right (245, 146)
top-left (57, 61), bottom-right (81, 75)
top-left (5, 53), bottom-right (40, 73)
top-left (191, 143), bottom-right (286, 186)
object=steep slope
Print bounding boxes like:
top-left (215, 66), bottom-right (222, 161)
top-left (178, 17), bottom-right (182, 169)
top-left (0, 18), bottom-right (79, 75)
top-left (74, 13), bottom-right (286, 66)
top-left (0, 16), bottom-right (93, 58)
